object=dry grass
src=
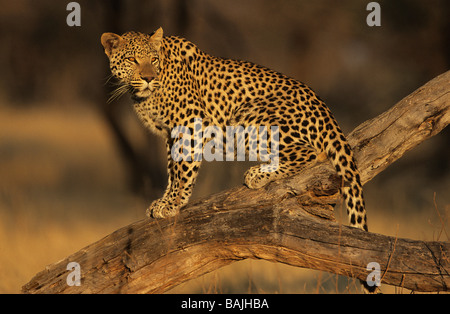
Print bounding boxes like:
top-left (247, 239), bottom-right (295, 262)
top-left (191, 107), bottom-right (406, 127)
top-left (0, 104), bottom-right (447, 294)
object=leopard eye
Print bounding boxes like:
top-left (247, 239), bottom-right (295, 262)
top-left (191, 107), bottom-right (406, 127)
top-left (151, 57), bottom-right (159, 64)
top-left (126, 57), bottom-right (137, 63)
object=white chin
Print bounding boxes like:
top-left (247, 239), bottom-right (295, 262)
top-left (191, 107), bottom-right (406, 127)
top-left (135, 89), bottom-right (152, 98)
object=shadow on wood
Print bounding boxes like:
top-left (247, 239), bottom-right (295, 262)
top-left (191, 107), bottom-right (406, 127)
top-left (23, 71), bottom-right (450, 294)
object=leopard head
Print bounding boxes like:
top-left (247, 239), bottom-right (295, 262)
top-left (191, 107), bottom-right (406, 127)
top-left (101, 28), bottom-right (163, 101)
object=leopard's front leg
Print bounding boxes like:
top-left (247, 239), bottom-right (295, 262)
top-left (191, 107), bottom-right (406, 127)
top-left (147, 141), bottom-right (201, 219)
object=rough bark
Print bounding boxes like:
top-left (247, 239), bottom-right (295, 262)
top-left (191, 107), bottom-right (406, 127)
top-left (22, 71), bottom-right (450, 294)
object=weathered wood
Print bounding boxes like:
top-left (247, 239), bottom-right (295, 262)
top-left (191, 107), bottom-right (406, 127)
top-left (22, 71), bottom-right (450, 294)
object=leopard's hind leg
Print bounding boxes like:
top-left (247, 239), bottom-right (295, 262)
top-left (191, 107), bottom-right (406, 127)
top-left (244, 143), bottom-right (319, 189)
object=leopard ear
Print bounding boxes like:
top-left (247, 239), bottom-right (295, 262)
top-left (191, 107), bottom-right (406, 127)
top-left (101, 33), bottom-right (123, 57)
top-left (150, 27), bottom-right (163, 50)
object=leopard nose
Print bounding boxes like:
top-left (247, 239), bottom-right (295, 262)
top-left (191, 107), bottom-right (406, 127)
top-left (141, 75), bottom-right (155, 83)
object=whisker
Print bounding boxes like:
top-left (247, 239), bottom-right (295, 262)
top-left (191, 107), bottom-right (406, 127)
top-left (103, 74), bottom-right (115, 86)
top-left (107, 84), bottom-right (131, 103)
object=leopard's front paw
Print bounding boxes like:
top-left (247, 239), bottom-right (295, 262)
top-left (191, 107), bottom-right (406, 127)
top-left (146, 198), bottom-right (179, 219)
top-left (244, 166), bottom-right (272, 189)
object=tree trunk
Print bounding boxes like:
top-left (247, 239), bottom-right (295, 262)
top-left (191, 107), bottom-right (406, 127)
top-left (22, 71), bottom-right (450, 294)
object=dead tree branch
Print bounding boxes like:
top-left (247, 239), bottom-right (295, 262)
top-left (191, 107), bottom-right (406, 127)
top-left (23, 71), bottom-right (450, 294)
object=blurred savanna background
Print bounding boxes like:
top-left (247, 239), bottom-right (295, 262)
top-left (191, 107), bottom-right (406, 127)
top-left (0, 0), bottom-right (449, 294)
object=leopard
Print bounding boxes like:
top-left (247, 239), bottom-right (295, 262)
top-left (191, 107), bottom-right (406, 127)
top-left (100, 27), bottom-right (368, 233)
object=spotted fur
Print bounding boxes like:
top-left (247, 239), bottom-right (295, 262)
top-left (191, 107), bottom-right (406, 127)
top-left (101, 28), bottom-right (368, 232)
